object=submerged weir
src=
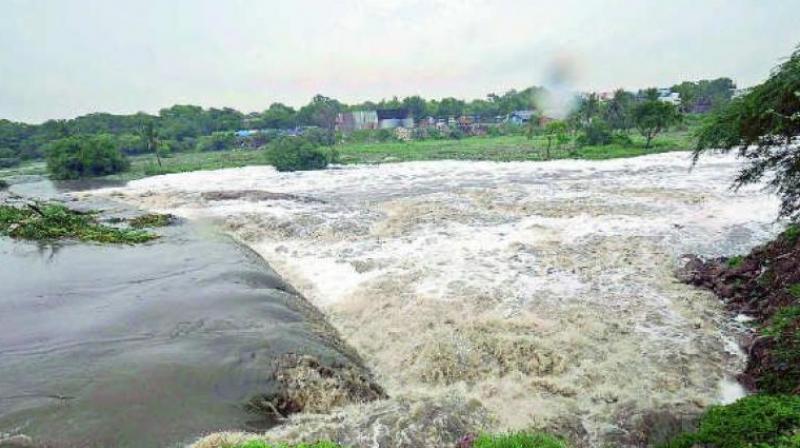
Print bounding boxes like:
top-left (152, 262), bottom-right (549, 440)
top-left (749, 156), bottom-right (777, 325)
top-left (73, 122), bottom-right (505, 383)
top-left (0, 189), bottom-right (379, 448)
top-left (92, 152), bottom-right (781, 447)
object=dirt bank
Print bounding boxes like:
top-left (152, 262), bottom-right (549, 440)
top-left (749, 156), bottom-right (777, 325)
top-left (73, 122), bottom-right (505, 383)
top-left (679, 225), bottom-right (800, 394)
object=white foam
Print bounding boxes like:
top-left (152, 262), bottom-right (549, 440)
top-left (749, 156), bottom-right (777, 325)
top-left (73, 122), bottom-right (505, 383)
top-left (94, 151), bottom-right (782, 442)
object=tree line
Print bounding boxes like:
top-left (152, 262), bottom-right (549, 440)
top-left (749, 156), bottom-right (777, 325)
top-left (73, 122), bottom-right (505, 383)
top-left (0, 78), bottom-right (734, 165)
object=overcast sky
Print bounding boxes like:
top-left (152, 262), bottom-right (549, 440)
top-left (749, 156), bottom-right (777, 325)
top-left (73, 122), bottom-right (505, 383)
top-left (1, 0), bottom-right (798, 123)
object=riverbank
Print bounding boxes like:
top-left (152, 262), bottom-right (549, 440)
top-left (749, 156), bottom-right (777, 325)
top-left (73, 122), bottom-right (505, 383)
top-left (0, 130), bottom-right (693, 184)
top-left (92, 151), bottom-right (777, 447)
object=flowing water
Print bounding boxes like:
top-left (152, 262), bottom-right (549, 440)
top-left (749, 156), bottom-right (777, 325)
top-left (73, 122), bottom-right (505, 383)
top-left (91, 152), bottom-right (782, 446)
top-left (0, 187), bottom-right (374, 448)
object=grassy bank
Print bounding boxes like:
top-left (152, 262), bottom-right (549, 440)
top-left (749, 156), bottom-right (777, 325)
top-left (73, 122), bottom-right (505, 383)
top-left (0, 129), bottom-right (694, 184)
top-left (335, 130), bottom-right (691, 164)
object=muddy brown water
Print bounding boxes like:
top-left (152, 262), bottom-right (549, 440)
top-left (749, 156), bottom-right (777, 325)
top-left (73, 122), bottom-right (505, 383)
top-left (0, 181), bottom-right (369, 447)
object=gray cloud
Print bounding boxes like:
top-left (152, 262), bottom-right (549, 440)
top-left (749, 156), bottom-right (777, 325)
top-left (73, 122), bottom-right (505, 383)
top-left (1, 0), bottom-right (798, 122)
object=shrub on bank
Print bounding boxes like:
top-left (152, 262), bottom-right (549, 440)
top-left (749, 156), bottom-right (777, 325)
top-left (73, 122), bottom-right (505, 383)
top-left (0, 148), bottom-right (20, 168)
top-left (263, 136), bottom-right (331, 172)
top-left (45, 134), bottom-right (130, 179)
top-left (659, 394), bottom-right (800, 448)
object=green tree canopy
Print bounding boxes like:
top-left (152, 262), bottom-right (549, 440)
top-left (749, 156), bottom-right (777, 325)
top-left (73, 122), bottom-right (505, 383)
top-left (633, 97), bottom-right (681, 148)
top-left (695, 45), bottom-right (800, 219)
top-left (46, 135), bottom-right (130, 179)
top-left (297, 95), bottom-right (343, 130)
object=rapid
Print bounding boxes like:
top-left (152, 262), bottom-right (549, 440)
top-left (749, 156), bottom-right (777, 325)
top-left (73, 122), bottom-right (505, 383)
top-left (92, 152), bottom-right (782, 446)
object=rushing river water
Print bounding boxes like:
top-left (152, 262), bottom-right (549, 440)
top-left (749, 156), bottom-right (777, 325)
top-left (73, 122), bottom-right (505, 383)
top-left (91, 152), bottom-right (782, 447)
top-left (0, 190), bottom-right (376, 448)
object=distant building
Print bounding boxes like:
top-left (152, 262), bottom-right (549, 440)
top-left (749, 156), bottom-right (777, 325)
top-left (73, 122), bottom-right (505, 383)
top-left (507, 110), bottom-right (536, 125)
top-left (336, 110), bottom-right (378, 132)
top-left (377, 109), bottom-right (414, 129)
top-left (658, 91), bottom-right (681, 106)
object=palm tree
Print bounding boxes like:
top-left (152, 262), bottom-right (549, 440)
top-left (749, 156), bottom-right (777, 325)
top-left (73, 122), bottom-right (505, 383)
top-left (141, 120), bottom-right (161, 167)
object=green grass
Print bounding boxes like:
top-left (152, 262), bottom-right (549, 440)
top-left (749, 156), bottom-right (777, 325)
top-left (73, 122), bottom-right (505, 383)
top-left (472, 432), bottom-right (569, 448)
top-left (0, 203), bottom-right (157, 244)
top-left (222, 433), bottom-right (568, 448)
top-left (128, 213), bottom-right (175, 229)
top-left (784, 224), bottom-right (800, 245)
top-left (226, 442), bottom-right (341, 448)
top-left (659, 394), bottom-right (800, 448)
top-left (787, 283), bottom-right (800, 299)
top-left (335, 131), bottom-right (690, 165)
top-left (0, 129), bottom-right (695, 184)
top-left (727, 255), bottom-right (744, 268)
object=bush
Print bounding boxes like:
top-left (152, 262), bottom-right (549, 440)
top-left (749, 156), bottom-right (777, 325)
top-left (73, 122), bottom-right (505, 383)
top-left (610, 131), bottom-right (633, 146)
top-left (263, 136), bottom-right (330, 172)
top-left (659, 395), bottom-right (800, 448)
top-left (196, 132), bottom-right (237, 152)
top-left (0, 157), bottom-right (20, 168)
top-left (300, 127), bottom-right (336, 146)
top-left (0, 180), bottom-right (8, 190)
top-left (576, 120), bottom-right (612, 146)
top-left (114, 133), bottom-right (148, 155)
top-left (0, 148), bottom-right (20, 168)
top-left (45, 135), bottom-right (130, 179)
top-left (471, 432), bottom-right (569, 448)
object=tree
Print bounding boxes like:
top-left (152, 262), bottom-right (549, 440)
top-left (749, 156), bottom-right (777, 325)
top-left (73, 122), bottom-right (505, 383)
top-left (633, 97), bottom-right (680, 149)
top-left (542, 121), bottom-right (570, 159)
top-left (672, 78), bottom-right (736, 113)
top-left (259, 103), bottom-right (297, 129)
top-left (603, 89), bottom-right (635, 131)
top-left (402, 96), bottom-right (428, 120)
top-left (46, 135), bottom-right (130, 179)
top-left (297, 95), bottom-right (343, 130)
top-left (436, 97), bottom-right (466, 118)
top-left (195, 132), bottom-right (236, 152)
top-left (140, 120), bottom-right (162, 166)
top-left (695, 45), bottom-right (800, 219)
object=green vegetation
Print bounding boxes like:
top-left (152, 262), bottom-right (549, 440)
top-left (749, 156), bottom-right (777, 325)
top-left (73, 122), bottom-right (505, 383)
top-left (659, 395), bottom-right (800, 448)
top-left (632, 90), bottom-right (682, 148)
top-left (726, 255), bottom-right (744, 268)
top-left (0, 179), bottom-right (8, 190)
top-left (0, 148), bottom-right (20, 168)
top-left (219, 433), bottom-right (569, 448)
top-left (760, 305), bottom-right (800, 393)
top-left (128, 213), bottom-right (174, 229)
top-left (0, 203), bottom-right (156, 243)
top-left (787, 283), bottom-right (800, 299)
top-left (695, 44), bottom-right (800, 219)
top-left (45, 134), bottom-right (130, 179)
top-left (671, 78), bottom-right (737, 114)
top-left (336, 130), bottom-right (691, 164)
top-left (786, 224), bottom-right (800, 244)
top-left (472, 432), bottom-right (569, 448)
top-left (225, 442), bottom-right (341, 448)
top-left (263, 136), bottom-right (332, 172)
